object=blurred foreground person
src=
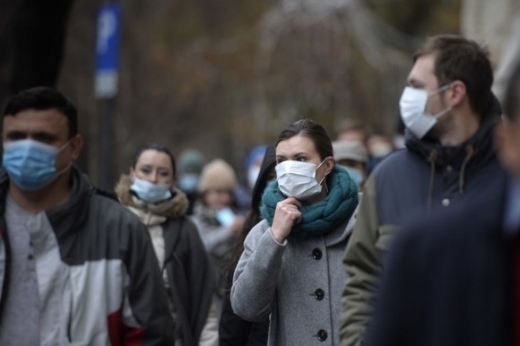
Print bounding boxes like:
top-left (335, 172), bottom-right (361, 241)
top-left (340, 34), bottom-right (505, 346)
top-left (219, 145), bottom-right (275, 346)
top-left (231, 119), bottom-right (359, 345)
top-left (367, 63), bottom-right (520, 346)
top-left (115, 143), bottom-right (215, 346)
top-left (0, 87), bottom-right (174, 345)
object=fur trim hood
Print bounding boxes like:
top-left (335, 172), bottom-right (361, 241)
top-left (115, 174), bottom-right (189, 219)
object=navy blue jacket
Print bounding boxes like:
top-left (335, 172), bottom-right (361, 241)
top-left (369, 170), bottom-right (512, 346)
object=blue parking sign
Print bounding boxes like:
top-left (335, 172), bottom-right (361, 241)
top-left (95, 4), bottom-right (121, 98)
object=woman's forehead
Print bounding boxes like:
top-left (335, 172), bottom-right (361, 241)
top-left (276, 135), bottom-right (317, 156)
top-left (137, 150), bottom-right (172, 167)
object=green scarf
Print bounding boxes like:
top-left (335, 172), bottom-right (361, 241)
top-left (260, 165), bottom-right (359, 239)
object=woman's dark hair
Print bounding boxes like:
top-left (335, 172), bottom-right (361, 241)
top-left (131, 143), bottom-right (177, 176)
top-left (276, 119), bottom-right (333, 160)
top-left (227, 145), bottom-right (276, 273)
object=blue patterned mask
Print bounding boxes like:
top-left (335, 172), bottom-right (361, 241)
top-left (3, 139), bottom-right (71, 191)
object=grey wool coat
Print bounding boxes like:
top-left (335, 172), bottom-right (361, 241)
top-left (231, 210), bottom-right (357, 346)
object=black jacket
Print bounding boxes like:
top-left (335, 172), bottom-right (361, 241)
top-left (368, 170), bottom-right (511, 346)
top-left (163, 216), bottom-right (215, 345)
top-left (115, 175), bottom-right (215, 346)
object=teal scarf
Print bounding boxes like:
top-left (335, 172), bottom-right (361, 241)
top-left (260, 165), bottom-right (359, 239)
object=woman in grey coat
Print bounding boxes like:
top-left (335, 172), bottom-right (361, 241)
top-left (231, 119), bottom-right (359, 345)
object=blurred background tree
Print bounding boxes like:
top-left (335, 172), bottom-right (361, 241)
top-left (4, 0), bottom-right (506, 188)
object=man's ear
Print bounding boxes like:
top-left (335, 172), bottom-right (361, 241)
top-left (69, 135), bottom-right (83, 160)
top-left (448, 80), bottom-right (466, 108)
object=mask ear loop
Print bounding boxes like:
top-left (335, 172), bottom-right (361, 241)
top-left (427, 83), bottom-right (453, 119)
top-left (428, 83), bottom-right (452, 96)
top-left (54, 138), bottom-right (76, 178)
top-left (54, 137), bottom-right (78, 179)
top-left (316, 157), bottom-right (332, 193)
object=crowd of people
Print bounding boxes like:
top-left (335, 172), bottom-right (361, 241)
top-left (0, 33), bottom-right (519, 346)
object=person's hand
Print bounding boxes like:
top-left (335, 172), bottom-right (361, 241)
top-left (230, 215), bottom-right (245, 233)
top-left (271, 197), bottom-right (302, 243)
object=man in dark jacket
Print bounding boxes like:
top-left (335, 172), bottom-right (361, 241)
top-left (0, 87), bottom-right (175, 345)
top-left (367, 60), bottom-right (520, 346)
top-left (340, 34), bottom-right (504, 346)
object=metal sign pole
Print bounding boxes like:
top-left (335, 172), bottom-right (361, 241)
top-left (95, 3), bottom-right (121, 191)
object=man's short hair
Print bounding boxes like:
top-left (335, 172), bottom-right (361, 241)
top-left (414, 34), bottom-right (493, 118)
top-left (3, 87), bottom-right (78, 138)
top-left (503, 61), bottom-right (520, 121)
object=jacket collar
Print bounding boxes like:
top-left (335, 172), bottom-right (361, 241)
top-left (45, 166), bottom-right (91, 237)
top-left (115, 174), bottom-right (189, 219)
top-left (405, 95), bottom-right (501, 170)
top-left (0, 166), bottom-right (92, 238)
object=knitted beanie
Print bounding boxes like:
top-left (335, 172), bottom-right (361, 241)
top-left (198, 159), bottom-right (238, 192)
top-left (178, 149), bottom-right (206, 174)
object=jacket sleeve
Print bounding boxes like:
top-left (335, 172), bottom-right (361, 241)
top-left (339, 175), bottom-right (382, 346)
top-left (230, 222), bottom-right (286, 322)
top-left (122, 219), bottom-right (176, 346)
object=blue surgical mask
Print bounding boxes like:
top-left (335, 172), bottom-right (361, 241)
top-left (178, 173), bottom-right (199, 193)
top-left (215, 207), bottom-right (236, 227)
top-left (130, 177), bottom-right (172, 204)
top-left (340, 165), bottom-right (363, 189)
top-left (3, 139), bottom-right (71, 191)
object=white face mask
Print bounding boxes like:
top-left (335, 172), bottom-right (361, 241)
top-left (399, 85), bottom-right (452, 139)
top-left (275, 159), bottom-right (327, 200)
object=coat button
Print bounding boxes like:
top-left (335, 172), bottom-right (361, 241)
top-left (317, 329), bottom-right (328, 341)
top-left (314, 288), bottom-right (324, 300)
top-left (312, 248), bottom-right (322, 260)
top-left (442, 198), bottom-right (450, 207)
